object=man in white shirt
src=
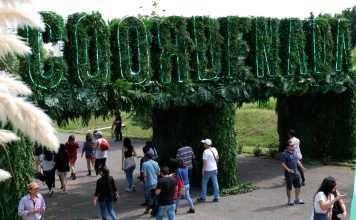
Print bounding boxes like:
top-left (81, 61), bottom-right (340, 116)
top-left (288, 129), bottom-right (305, 186)
top-left (197, 139), bottom-right (220, 202)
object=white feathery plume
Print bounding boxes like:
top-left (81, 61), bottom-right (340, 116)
top-left (0, 169), bottom-right (12, 182)
top-left (1, 0), bottom-right (32, 5)
top-left (0, 93), bottom-right (59, 152)
top-left (0, 129), bottom-right (19, 143)
top-left (0, 8), bottom-right (45, 31)
top-left (0, 34), bottom-right (31, 57)
top-left (0, 71), bottom-right (32, 95)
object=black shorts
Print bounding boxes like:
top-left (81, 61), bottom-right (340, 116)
top-left (284, 171), bottom-right (301, 190)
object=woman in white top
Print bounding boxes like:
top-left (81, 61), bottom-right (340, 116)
top-left (311, 176), bottom-right (344, 220)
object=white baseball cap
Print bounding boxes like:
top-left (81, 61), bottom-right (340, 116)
top-left (201, 139), bottom-right (212, 145)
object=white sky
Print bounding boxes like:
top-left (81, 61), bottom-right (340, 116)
top-left (31, 0), bottom-right (356, 20)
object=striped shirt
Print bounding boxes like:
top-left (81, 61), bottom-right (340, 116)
top-left (176, 146), bottom-right (195, 169)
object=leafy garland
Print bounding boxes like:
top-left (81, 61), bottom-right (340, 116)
top-left (64, 12), bottom-right (110, 86)
top-left (0, 133), bottom-right (33, 220)
top-left (18, 11), bottom-right (67, 90)
top-left (16, 14), bottom-right (356, 126)
top-left (110, 16), bottom-right (152, 84)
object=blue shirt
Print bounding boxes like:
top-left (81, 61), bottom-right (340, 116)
top-left (18, 194), bottom-right (46, 220)
top-left (176, 167), bottom-right (189, 185)
top-left (141, 159), bottom-right (160, 186)
top-left (281, 149), bottom-right (299, 173)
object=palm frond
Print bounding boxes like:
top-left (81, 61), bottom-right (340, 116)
top-left (0, 34), bottom-right (31, 57)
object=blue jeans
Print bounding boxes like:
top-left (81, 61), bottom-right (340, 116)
top-left (156, 204), bottom-right (176, 220)
top-left (99, 201), bottom-right (117, 220)
top-left (176, 184), bottom-right (194, 209)
top-left (125, 165), bottom-right (135, 188)
top-left (144, 184), bottom-right (156, 202)
top-left (200, 170), bottom-right (220, 200)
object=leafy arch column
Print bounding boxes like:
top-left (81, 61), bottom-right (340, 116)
top-left (152, 102), bottom-right (238, 189)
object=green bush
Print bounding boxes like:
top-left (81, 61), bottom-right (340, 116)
top-left (253, 144), bottom-right (263, 157)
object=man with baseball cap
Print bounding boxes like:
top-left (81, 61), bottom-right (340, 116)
top-left (197, 138), bottom-right (220, 202)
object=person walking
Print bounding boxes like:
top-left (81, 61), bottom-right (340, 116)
top-left (143, 140), bottom-right (158, 161)
top-left (18, 181), bottom-right (46, 220)
top-left (141, 151), bottom-right (160, 211)
top-left (175, 160), bottom-right (195, 214)
top-left (122, 138), bottom-right (138, 192)
top-left (175, 141), bottom-right (195, 181)
top-left (311, 177), bottom-right (345, 220)
top-left (54, 144), bottom-right (70, 193)
top-left (93, 131), bottom-right (108, 176)
top-left (281, 140), bottom-right (306, 206)
top-left (42, 148), bottom-right (55, 197)
top-left (34, 142), bottom-right (43, 173)
top-left (112, 113), bottom-right (122, 142)
top-left (65, 135), bottom-right (79, 180)
top-left (288, 129), bottom-right (305, 186)
top-left (81, 133), bottom-right (95, 176)
top-left (197, 139), bottom-right (220, 202)
top-left (93, 167), bottom-right (119, 220)
top-left (155, 166), bottom-right (177, 220)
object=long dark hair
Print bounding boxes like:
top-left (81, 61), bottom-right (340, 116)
top-left (315, 176), bottom-right (336, 199)
top-left (68, 135), bottom-right (75, 142)
top-left (178, 160), bottom-right (187, 168)
top-left (85, 133), bottom-right (93, 142)
top-left (100, 166), bottom-right (111, 188)
top-left (43, 147), bottom-right (53, 161)
top-left (123, 138), bottom-right (133, 152)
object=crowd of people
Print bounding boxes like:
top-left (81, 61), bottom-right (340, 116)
top-left (281, 130), bottom-right (347, 220)
top-left (17, 129), bottom-right (348, 220)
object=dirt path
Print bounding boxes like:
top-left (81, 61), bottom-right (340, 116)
top-left (40, 134), bottom-right (354, 220)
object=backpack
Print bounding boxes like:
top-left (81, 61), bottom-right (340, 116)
top-left (100, 139), bottom-right (109, 151)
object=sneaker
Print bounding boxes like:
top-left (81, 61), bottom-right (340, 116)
top-left (294, 199), bottom-right (304, 204)
top-left (59, 190), bottom-right (68, 194)
top-left (187, 208), bottom-right (195, 213)
top-left (196, 198), bottom-right (206, 202)
top-left (287, 200), bottom-right (294, 206)
top-left (213, 198), bottom-right (220, 202)
top-left (125, 188), bottom-right (132, 192)
top-left (49, 190), bottom-right (54, 197)
top-left (132, 186), bottom-right (136, 192)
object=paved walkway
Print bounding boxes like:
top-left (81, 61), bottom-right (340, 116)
top-left (40, 134), bottom-right (354, 220)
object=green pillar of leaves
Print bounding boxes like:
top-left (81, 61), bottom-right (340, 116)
top-left (0, 134), bottom-right (34, 220)
top-left (277, 88), bottom-right (356, 160)
top-left (152, 102), bottom-right (238, 189)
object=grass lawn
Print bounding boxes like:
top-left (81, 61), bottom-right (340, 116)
top-left (55, 113), bottom-right (152, 139)
top-left (56, 100), bottom-right (279, 155)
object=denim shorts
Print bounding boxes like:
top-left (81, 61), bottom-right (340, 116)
top-left (284, 171), bottom-right (301, 190)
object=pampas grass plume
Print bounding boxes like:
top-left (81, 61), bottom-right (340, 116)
top-left (0, 169), bottom-right (12, 182)
top-left (0, 71), bottom-right (32, 95)
top-left (1, 0), bottom-right (33, 5)
top-left (0, 34), bottom-right (31, 57)
top-left (0, 8), bottom-right (45, 31)
top-left (0, 129), bottom-right (19, 143)
top-left (0, 93), bottom-right (59, 152)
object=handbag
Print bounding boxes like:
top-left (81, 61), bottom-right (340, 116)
top-left (178, 169), bottom-right (185, 196)
top-left (331, 200), bottom-right (343, 220)
top-left (124, 157), bottom-right (136, 170)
